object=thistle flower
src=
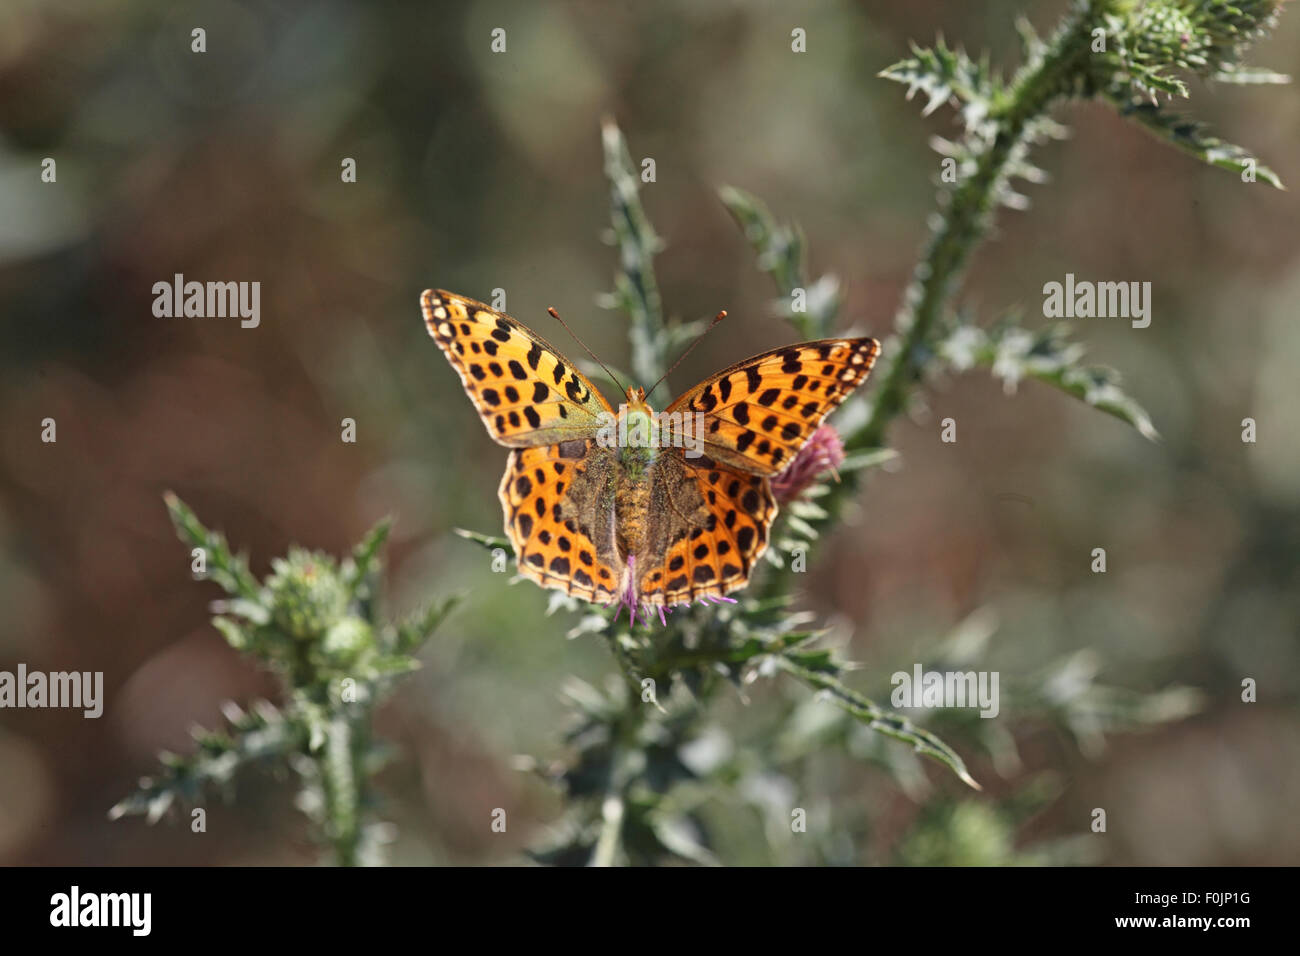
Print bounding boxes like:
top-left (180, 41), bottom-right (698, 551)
top-left (1103, 0), bottom-right (1286, 102)
top-left (771, 424), bottom-right (845, 504)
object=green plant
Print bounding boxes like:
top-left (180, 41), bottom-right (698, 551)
top-left (462, 0), bottom-right (1286, 865)
top-left (113, 0), bottom-right (1289, 867)
top-left (110, 494), bottom-right (457, 866)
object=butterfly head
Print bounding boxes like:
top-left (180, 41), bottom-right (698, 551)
top-left (617, 386), bottom-right (659, 470)
top-left (624, 385), bottom-right (652, 414)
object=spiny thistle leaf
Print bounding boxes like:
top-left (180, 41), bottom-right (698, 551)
top-left (942, 321), bottom-right (1160, 441)
top-left (718, 185), bottom-right (836, 339)
top-left (453, 527), bottom-right (513, 553)
top-left (1115, 99), bottom-right (1284, 188)
top-left (164, 491), bottom-right (261, 600)
top-left (1024, 650), bottom-right (1205, 758)
top-left (600, 117), bottom-right (666, 387)
top-left (343, 516), bottom-right (392, 598)
top-left (838, 448), bottom-right (900, 474)
top-left (109, 700), bottom-right (301, 823)
top-left (879, 37), bottom-right (1002, 132)
top-left (1015, 15), bottom-right (1046, 61)
top-left (775, 656), bottom-right (981, 790)
top-left (393, 595), bottom-right (461, 654)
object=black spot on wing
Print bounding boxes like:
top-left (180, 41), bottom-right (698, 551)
top-left (737, 526), bottom-right (755, 553)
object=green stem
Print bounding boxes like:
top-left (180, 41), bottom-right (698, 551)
top-left (758, 1), bottom-right (1116, 600)
top-left (591, 778), bottom-right (626, 867)
top-left (855, 2), bottom-right (1109, 451)
top-left (602, 118), bottom-right (666, 387)
top-left (321, 713), bottom-right (363, 866)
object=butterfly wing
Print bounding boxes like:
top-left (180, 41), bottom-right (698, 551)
top-left (635, 451), bottom-right (777, 605)
top-left (499, 439), bottom-right (623, 603)
top-left (421, 289), bottom-right (613, 447)
top-left (664, 338), bottom-right (880, 475)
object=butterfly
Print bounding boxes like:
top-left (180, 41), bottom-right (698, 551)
top-left (421, 289), bottom-right (880, 620)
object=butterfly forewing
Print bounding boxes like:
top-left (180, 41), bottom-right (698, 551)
top-left (421, 290), bottom-right (612, 447)
top-left (665, 337), bottom-right (880, 476)
top-left (499, 440), bottom-right (622, 603)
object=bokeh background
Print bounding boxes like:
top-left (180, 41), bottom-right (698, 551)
top-left (1, 0), bottom-right (1297, 865)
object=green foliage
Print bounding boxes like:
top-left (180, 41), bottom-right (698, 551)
top-left (599, 118), bottom-right (667, 388)
top-left (111, 494), bottom-right (457, 865)
top-left (878, 36), bottom-right (1004, 135)
top-left (124, 0), bottom-right (1288, 867)
top-left (1083, 0), bottom-right (1290, 187)
top-left (1118, 101), bottom-right (1284, 187)
top-left (719, 185), bottom-right (841, 340)
top-left (866, 0), bottom-right (1285, 445)
top-left (941, 318), bottom-right (1160, 440)
top-left (483, 0), bottom-right (1285, 866)
top-left (786, 607), bottom-right (1202, 782)
top-left (108, 699), bottom-right (301, 825)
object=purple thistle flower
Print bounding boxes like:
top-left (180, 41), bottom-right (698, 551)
top-left (771, 424), bottom-right (845, 504)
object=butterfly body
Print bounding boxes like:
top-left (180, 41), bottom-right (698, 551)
top-left (422, 289), bottom-right (880, 613)
top-left (610, 389), bottom-right (659, 479)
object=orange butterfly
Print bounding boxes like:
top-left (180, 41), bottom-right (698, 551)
top-left (422, 290), bottom-right (880, 623)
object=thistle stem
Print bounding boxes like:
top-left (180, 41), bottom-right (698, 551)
top-left (321, 713), bottom-right (363, 866)
top-left (855, 1), bottom-right (1116, 451)
top-left (758, 2), bottom-right (1118, 601)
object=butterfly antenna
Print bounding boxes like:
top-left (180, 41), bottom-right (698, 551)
top-left (547, 307), bottom-right (627, 394)
top-left (645, 310), bottom-right (727, 401)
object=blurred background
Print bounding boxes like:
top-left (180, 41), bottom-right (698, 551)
top-left (1, 0), bottom-right (1297, 865)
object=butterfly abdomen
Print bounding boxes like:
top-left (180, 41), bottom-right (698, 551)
top-left (613, 465), bottom-right (653, 562)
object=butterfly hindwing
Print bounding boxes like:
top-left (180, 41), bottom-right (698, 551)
top-left (499, 440), bottom-right (622, 603)
top-left (665, 338), bottom-right (880, 476)
top-left (636, 452), bottom-right (776, 605)
top-left (422, 290), bottom-right (612, 447)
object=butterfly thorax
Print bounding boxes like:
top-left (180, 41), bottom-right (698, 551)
top-left (612, 387), bottom-right (658, 558)
top-left (616, 387), bottom-right (659, 476)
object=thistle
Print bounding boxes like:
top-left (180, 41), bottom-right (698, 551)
top-left (111, 494), bottom-right (457, 866)
top-left (771, 424), bottom-right (847, 504)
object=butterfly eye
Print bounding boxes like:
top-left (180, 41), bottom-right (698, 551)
top-left (557, 439), bottom-right (588, 460)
